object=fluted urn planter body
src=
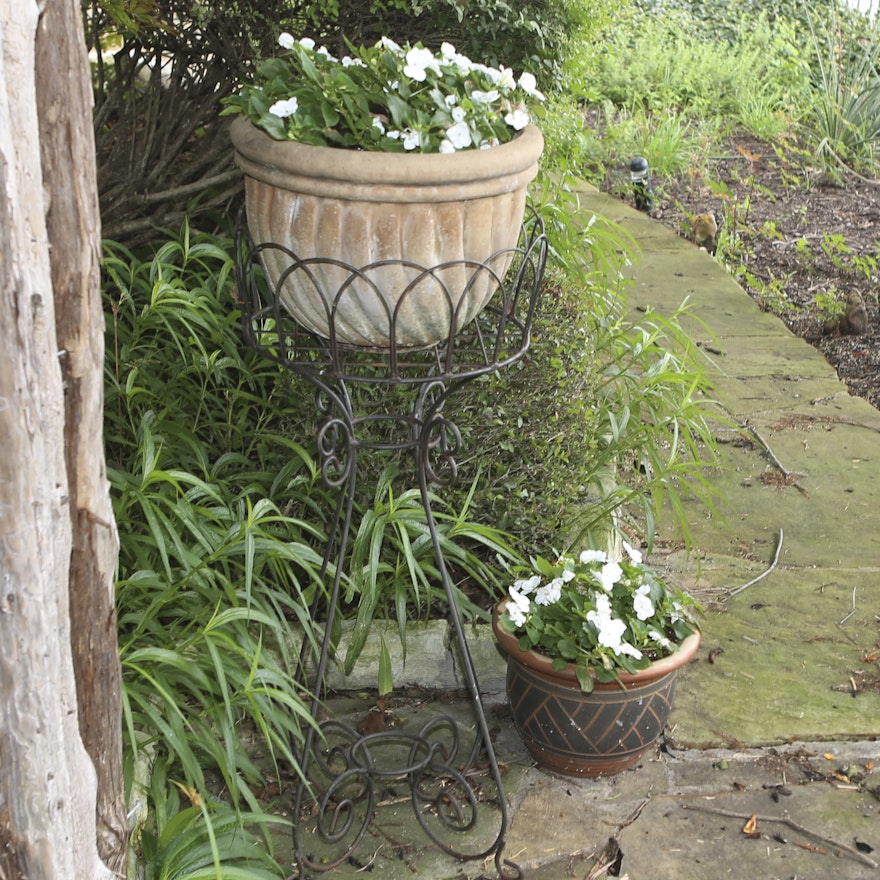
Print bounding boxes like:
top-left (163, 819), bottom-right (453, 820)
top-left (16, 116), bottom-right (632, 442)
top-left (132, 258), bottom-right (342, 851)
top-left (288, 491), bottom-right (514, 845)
top-left (231, 117), bottom-right (544, 348)
top-left (492, 606), bottom-right (700, 777)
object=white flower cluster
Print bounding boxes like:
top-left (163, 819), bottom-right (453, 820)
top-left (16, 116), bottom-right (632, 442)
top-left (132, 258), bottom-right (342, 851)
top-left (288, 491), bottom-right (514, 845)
top-left (587, 593), bottom-right (642, 659)
top-left (267, 34), bottom-right (544, 153)
top-left (503, 541), bottom-right (670, 662)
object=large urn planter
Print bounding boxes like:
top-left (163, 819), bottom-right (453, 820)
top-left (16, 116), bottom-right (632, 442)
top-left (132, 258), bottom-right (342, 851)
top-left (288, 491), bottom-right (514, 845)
top-left (230, 116), bottom-right (544, 349)
top-left (492, 605), bottom-right (700, 778)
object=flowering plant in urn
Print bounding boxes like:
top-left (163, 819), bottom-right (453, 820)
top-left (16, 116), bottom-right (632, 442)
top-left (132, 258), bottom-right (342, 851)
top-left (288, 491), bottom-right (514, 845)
top-left (225, 33), bottom-right (545, 348)
top-left (223, 34), bottom-right (545, 152)
top-left (497, 543), bottom-right (700, 693)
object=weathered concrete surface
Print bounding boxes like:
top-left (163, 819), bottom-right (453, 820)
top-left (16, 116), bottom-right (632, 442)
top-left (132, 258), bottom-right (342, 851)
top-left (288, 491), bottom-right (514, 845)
top-left (273, 695), bottom-right (880, 880)
top-left (272, 185), bottom-right (880, 879)
top-left (600, 186), bottom-right (880, 755)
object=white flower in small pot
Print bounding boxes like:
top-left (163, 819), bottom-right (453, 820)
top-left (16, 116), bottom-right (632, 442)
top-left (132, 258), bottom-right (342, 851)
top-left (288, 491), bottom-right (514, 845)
top-left (492, 543), bottom-right (702, 777)
top-left (223, 36), bottom-right (546, 347)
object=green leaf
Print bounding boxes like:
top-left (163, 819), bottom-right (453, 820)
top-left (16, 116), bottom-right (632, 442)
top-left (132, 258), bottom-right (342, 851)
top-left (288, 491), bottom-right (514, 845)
top-left (557, 638), bottom-right (579, 660)
top-left (576, 665), bottom-right (595, 693)
top-left (378, 634), bottom-right (393, 696)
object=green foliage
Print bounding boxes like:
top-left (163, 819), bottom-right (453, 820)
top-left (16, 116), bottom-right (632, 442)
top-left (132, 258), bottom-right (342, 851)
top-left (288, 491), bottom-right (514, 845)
top-left (105, 222), bottom-right (331, 875)
top-left (105, 219), bottom-right (533, 869)
top-left (590, 103), bottom-right (720, 194)
top-left (572, 2), bottom-right (808, 127)
top-left (326, 0), bottom-right (609, 84)
top-left (89, 0), bottom-right (171, 35)
top-left (813, 286), bottom-right (847, 319)
top-left (497, 548), bottom-right (700, 691)
top-left (342, 467), bottom-right (523, 689)
top-left (802, 4), bottom-right (880, 171)
top-left (629, 0), bottom-right (843, 48)
top-left (566, 300), bottom-right (723, 551)
top-left (453, 238), bottom-right (723, 559)
top-left (138, 756), bottom-right (287, 880)
top-left (732, 265), bottom-right (795, 314)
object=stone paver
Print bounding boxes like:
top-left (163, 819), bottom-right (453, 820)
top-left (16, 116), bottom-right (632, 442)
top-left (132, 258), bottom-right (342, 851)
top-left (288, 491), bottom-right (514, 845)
top-left (274, 185), bottom-right (880, 879)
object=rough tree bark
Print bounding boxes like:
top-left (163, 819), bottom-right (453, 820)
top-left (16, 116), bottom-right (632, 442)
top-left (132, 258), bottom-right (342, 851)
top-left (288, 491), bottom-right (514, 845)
top-left (0, 0), bottom-right (124, 877)
top-left (35, 0), bottom-right (128, 870)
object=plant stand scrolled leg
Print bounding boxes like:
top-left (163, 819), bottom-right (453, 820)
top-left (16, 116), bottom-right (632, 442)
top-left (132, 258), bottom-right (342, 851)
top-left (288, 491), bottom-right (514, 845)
top-left (233, 208), bottom-right (548, 879)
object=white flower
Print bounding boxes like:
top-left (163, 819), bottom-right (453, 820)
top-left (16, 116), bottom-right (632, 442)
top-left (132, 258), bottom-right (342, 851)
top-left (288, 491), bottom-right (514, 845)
top-left (561, 568), bottom-right (576, 583)
top-left (535, 578), bottom-right (563, 606)
top-left (445, 94), bottom-right (458, 108)
top-left (518, 71), bottom-right (545, 101)
top-left (616, 642), bottom-right (644, 660)
top-left (269, 97), bottom-right (299, 118)
top-left (371, 116), bottom-right (386, 134)
top-left (504, 107), bottom-right (530, 130)
top-left (440, 42), bottom-right (473, 72)
top-left (386, 129), bottom-right (401, 140)
top-left (342, 55), bottom-right (366, 68)
top-left (587, 601), bottom-right (643, 660)
top-left (316, 46), bottom-right (335, 60)
top-left (402, 129), bottom-right (425, 151)
top-left (488, 64), bottom-right (517, 90)
top-left (381, 36), bottom-right (403, 54)
top-left (649, 629), bottom-right (673, 650)
top-left (403, 46), bottom-right (439, 81)
top-left (588, 610), bottom-right (626, 650)
top-left (438, 139), bottom-right (455, 154)
top-left (622, 541), bottom-right (643, 564)
top-left (279, 32), bottom-right (295, 50)
top-left (444, 120), bottom-right (472, 150)
top-left (513, 574), bottom-right (541, 595)
top-left (633, 585), bottom-right (655, 621)
top-left (451, 105), bottom-right (466, 123)
top-left (579, 549), bottom-right (607, 564)
top-left (471, 89), bottom-right (500, 104)
top-left (598, 561), bottom-right (623, 592)
top-left (299, 37), bottom-right (316, 50)
top-left (505, 588), bottom-right (531, 627)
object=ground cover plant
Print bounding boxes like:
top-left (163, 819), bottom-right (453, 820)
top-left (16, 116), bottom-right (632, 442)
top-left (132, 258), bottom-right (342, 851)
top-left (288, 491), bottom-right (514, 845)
top-left (104, 224), bottom-right (331, 877)
top-left (103, 222), bottom-right (534, 876)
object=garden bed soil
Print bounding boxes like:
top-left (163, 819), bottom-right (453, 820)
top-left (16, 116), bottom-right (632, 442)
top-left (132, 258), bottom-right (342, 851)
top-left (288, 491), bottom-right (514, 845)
top-left (641, 131), bottom-right (880, 411)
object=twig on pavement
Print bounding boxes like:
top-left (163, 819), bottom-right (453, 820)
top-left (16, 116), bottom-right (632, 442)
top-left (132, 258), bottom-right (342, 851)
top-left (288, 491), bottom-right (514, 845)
top-left (725, 528), bottom-right (784, 599)
top-left (681, 803), bottom-right (879, 869)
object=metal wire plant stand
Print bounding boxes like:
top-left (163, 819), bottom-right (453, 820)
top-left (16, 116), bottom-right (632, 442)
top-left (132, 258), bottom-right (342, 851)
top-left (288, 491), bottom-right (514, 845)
top-left (234, 206), bottom-right (547, 879)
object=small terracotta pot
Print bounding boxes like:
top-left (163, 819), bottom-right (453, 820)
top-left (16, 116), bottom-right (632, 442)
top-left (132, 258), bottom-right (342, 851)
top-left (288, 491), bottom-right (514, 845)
top-left (492, 604), bottom-right (700, 777)
top-left (231, 118), bottom-right (544, 348)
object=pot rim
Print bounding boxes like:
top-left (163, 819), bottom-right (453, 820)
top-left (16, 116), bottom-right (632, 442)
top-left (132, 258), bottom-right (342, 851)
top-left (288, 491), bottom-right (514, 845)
top-left (230, 116), bottom-right (544, 192)
top-left (492, 602), bottom-right (702, 688)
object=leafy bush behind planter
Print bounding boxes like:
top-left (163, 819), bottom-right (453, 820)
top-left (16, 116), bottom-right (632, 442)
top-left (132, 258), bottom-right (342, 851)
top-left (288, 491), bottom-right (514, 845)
top-left (448, 217), bottom-right (723, 559)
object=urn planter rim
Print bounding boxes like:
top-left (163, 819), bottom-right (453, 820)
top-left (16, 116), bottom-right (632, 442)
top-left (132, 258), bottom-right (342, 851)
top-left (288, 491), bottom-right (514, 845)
top-left (230, 116), bottom-right (544, 188)
top-left (492, 602), bottom-right (701, 689)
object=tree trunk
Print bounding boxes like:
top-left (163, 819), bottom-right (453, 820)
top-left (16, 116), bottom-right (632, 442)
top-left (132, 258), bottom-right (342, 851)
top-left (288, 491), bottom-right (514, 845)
top-left (0, 0), bottom-right (123, 877)
top-left (35, 0), bottom-right (128, 870)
